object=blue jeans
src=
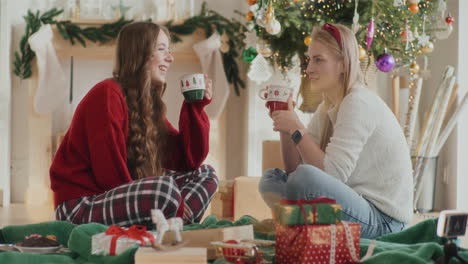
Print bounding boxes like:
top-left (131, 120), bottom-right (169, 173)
top-left (259, 164), bottom-right (406, 239)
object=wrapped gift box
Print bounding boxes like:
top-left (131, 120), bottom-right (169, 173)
top-left (276, 221), bottom-right (360, 264)
top-left (162, 224), bottom-right (254, 260)
top-left (135, 247), bottom-right (206, 264)
top-left (91, 225), bottom-right (156, 256)
top-left (274, 197), bottom-right (342, 225)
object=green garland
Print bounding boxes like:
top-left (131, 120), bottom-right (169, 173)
top-left (13, 3), bottom-right (247, 95)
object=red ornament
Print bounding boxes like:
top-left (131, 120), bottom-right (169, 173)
top-left (408, 3), bottom-right (419, 14)
top-left (446, 15), bottom-right (455, 24)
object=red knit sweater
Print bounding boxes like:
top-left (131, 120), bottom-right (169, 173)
top-left (50, 79), bottom-right (211, 207)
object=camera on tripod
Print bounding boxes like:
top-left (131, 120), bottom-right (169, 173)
top-left (436, 210), bottom-right (468, 264)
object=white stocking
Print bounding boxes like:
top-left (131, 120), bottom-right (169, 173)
top-left (28, 24), bottom-right (67, 114)
top-left (193, 32), bottom-right (230, 120)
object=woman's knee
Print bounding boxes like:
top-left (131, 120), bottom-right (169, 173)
top-left (259, 168), bottom-right (287, 194)
top-left (286, 164), bottom-right (324, 191)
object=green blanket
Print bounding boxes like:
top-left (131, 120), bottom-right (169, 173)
top-left (1, 217), bottom-right (467, 264)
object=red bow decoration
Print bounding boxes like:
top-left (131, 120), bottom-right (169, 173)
top-left (104, 225), bottom-right (155, 256)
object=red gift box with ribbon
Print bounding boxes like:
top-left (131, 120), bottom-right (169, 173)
top-left (275, 221), bottom-right (360, 264)
top-left (91, 225), bottom-right (156, 256)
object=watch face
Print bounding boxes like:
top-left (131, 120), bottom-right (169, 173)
top-left (292, 130), bottom-right (302, 144)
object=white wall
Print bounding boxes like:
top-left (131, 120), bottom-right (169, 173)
top-left (0, 0), bottom-right (13, 205)
top-left (455, 0), bottom-right (468, 211)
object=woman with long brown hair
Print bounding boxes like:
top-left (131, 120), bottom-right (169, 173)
top-left (259, 23), bottom-right (413, 239)
top-left (50, 21), bottom-right (218, 227)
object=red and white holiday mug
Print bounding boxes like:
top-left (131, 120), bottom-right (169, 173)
top-left (258, 85), bottom-right (293, 114)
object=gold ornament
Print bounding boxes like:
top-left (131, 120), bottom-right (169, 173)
top-left (264, 1), bottom-right (274, 24)
top-left (410, 61), bottom-right (420, 74)
top-left (304, 35), bottom-right (312, 46)
top-left (421, 41), bottom-right (434, 53)
top-left (359, 46), bottom-right (367, 60)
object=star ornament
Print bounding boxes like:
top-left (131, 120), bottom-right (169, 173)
top-left (418, 34), bottom-right (431, 47)
top-left (307, 211), bottom-right (318, 224)
top-left (283, 206), bottom-right (294, 214)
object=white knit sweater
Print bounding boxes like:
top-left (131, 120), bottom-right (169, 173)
top-left (307, 84), bottom-right (413, 223)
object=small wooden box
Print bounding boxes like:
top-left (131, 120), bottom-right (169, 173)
top-left (234, 177), bottom-right (272, 221)
top-left (211, 180), bottom-right (234, 219)
top-left (135, 247), bottom-right (206, 264)
top-left (162, 225), bottom-right (254, 260)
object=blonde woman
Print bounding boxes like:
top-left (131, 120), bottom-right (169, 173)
top-left (259, 23), bottom-right (413, 239)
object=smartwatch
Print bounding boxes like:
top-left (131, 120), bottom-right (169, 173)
top-left (291, 129), bottom-right (306, 145)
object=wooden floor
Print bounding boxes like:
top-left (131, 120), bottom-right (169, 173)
top-left (0, 204), bottom-right (466, 248)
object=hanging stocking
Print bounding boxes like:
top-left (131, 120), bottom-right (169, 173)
top-left (193, 32), bottom-right (230, 120)
top-left (28, 24), bottom-right (67, 115)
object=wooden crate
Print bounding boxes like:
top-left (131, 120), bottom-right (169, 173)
top-left (162, 225), bottom-right (254, 260)
top-left (135, 247), bottom-right (206, 264)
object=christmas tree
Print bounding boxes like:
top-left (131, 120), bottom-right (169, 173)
top-left (244, 0), bottom-right (453, 74)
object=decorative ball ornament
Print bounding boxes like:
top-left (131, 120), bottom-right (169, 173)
top-left (446, 14), bottom-right (455, 24)
top-left (421, 41), bottom-right (434, 53)
top-left (410, 61), bottom-right (420, 74)
top-left (408, 3), bottom-right (419, 14)
top-left (266, 19), bottom-right (281, 35)
top-left (245, 11), bottom-right (254, 21)
top-left (246, 0), bottom-right (257, 5)
top-left (358, 46), bottom-right (367, 60)
top-left (408, 0), bottom-right (420, 4)
top-left (304, 35), bottom-right (312, 46)
top-left (376, 50), bottom-right (395, 72)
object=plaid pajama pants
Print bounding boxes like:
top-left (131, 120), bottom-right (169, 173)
top-left (55, 164), bottom-right (218, 228)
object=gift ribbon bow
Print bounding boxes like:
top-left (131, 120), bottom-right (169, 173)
top-left (280, 196), bottom-right (336, 225)
top-left (104, 225), bottom-right (155, 256)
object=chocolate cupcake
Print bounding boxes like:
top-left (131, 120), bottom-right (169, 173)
top-left (16, 234), bottom-right (60, 248)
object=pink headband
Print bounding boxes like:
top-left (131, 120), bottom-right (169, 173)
top-left (322, 23), bottom-right (341, 48)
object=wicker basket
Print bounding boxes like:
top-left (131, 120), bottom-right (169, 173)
top-left (298, 56), bottom-right (378, 113)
